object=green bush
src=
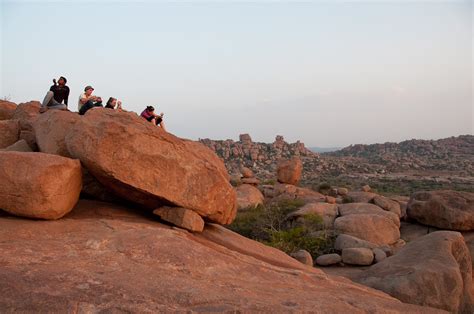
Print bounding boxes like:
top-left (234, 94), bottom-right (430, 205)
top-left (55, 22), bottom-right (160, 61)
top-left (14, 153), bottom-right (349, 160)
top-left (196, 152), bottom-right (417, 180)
top-left (228, 199), bottom-right (335, 260)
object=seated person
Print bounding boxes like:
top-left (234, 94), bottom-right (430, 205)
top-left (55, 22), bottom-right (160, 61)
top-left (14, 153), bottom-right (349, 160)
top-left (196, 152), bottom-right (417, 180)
top-left (105, 97), bottom-right (123, 111)
top-left (40, 76), bottom-right (69, 113)
top-left (140, 106), bottom-right (166, 131)
top-left (78, 86), bottom-right (103, 115)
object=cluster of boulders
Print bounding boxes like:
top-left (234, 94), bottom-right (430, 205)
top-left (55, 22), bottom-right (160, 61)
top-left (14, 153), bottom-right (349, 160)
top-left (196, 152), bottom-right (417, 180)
top-left (0, 100), bottom-right (237, 231)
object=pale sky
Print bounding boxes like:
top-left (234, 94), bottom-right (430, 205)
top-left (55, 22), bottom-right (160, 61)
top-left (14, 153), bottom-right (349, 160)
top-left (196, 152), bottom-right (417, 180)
top-left (1, 0), bottom-right (472, 147)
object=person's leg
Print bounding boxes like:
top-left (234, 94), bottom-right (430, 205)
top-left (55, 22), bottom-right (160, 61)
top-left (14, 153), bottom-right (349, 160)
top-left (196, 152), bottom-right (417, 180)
top-left (41, 91), bottom-right (54, 107)
top-left (151, 118), bottom-right (157, 125)
top-left (79, 101), bottom-right (94, 115)
top-left (159, 121), bottom-right (167, 132)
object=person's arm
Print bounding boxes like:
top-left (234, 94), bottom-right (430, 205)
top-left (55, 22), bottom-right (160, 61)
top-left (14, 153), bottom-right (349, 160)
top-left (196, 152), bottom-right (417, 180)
top-left (79, 95), bottom-right (90, 105)
top-left (64, 87), bottom-right (70, 106)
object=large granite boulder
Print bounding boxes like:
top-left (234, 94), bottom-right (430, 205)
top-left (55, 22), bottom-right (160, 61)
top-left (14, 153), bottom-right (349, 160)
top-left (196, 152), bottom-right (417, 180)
top-left (338, 203), bottom-right (400, 227)
top-left (0, 199), bottom-right (445, 313)
top-left (0, 152), bottom-right (82, 219)
top-left (235, 184), bottom-right (264, 210)
top-left (65, 109), bottom-right (236, 224)
top-left (0, 100), bottom-right (17, 120)
top-left (277, 157), bottom-right (303, 185)
top-left (0, 120), bottom-right (20, 149)
top-left (334, 214), bottom-right (400, 245)
top-left (355, 231), bottom-right (474, 313)
top-left (407, 190), bottom-right (474, 231)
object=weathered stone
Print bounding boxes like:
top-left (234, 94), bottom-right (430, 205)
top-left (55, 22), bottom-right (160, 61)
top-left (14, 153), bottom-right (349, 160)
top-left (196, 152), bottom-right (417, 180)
top-left (0, 120), bottom-right (20, 148)
top-left (65, 109), bottom-right (236, 225)
top-left (338, 188), bottom-right (349, 196)
top-left (355, 231), bottom-right (474, 313)
top-left (241, 177), bottom-right (260, 186)
top-left (0, 151), bottom-right (82, 219)
top-left (362, 185), bottom-right (371, 192)
top-left (0, 200), bottom-right (442, 313)
top-left (277, 157), bottom-right (303, 185)
top-left (407, 190), bottom-right (474, 231)
top-left (1, 139), bottom-right (32, 152)
top-left (290, 250), bottom-right (313, 266)
top-left (34, 109), bottom-right (81, 157)
top-left (334, 214), bottom-right (400, 245)
top-left (373, 195), bottom-right (402, 217)
top-left (316, 253), bottom-right (342, 266)
top-left (0, 100), bottom-right (16, 120)
top-left (372, 248), bottom-right (387, 263)
top-left (153, 206), bottom-right (205, 232)
top-left (342, 248), bottom-right (374, 266)
top-left (334, 234), bottom-right (377, 250)
top-left (338, 202), bottom-right (400, 227)
top-left (346, 191), bottom-right (377, 203)
top-left (241, 167), bottom-right (254, 178)
top-left (235, 184), bottom-right (264, 210)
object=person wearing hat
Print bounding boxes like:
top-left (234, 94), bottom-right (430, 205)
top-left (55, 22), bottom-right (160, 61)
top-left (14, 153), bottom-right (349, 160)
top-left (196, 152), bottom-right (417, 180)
top-left (40, 76), bottom-right (69, 113)
top-left (140, 105), bottom-right (166, 131)
top-left (78, 85), bottom-right (103, 115)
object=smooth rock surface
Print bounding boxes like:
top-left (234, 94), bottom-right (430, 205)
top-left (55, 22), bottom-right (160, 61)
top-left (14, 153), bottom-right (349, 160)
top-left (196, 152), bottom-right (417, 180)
top-left (334, 234), bottom-right (378, 251)
top-left (65, 109), bottom-right (236, 224)
top-left (0, 100), bottom-right (16, 120)
top-left (153, 206), bottom-right (205, 232)
top-left (290, 250), bottom-right (313, 266)
top-left (287, 202), bottom-right (338, 229)
top-left (334, 214), bottom-right (400, 245)
top-left (277, 157), bottom-right (303, 185)
top-left (338, 202), bottom-right (400, 227)
top-left (0, 200), bottom-right (442, 313)
top-left (316, 253), bottom-right (342, 266)
top-left (0, 120), bottom-right (20, 149)
top-left (342, 248), bottom-right (374, 266)
top-left (235, 184), bottom-right (264, 210)
top-left (0, 139), bottom-right (32, 152)
top-left (355, 231), bottom-right (474, 313)
top-left (407, 190), bottom-right (474, 231)
top-left (373, 195), bottom-right (402, 217)
top-left (0, 152), bottom-right (82, 219)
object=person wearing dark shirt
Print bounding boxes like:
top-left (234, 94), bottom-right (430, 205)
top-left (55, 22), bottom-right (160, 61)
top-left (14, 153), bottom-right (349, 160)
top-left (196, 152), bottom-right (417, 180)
top-left (105, 97), bottom-right (123, 110)
top-left (40, 76), bottom-right (69, 113)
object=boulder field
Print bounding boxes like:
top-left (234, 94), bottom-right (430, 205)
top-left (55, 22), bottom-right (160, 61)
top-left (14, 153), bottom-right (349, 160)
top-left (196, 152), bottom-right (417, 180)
top-left (0, 200), bottom-right (444, 313)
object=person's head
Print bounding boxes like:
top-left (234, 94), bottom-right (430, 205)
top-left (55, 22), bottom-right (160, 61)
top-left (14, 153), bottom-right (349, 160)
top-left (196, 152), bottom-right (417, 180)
top-left (146, 105), bottom-right (155, 112)
top-left (107, 97), bottom-right (117, 108)
top-left (58, 76), bottom-right (67, 86)
top-left (84, 86), bottom-right (94, 96)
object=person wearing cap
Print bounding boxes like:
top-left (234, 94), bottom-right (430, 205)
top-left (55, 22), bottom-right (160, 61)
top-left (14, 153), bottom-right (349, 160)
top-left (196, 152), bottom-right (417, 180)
top-left (78, 85), bottom-right (103, 115)
top-left (140, 105), bottom-right (166, 131)
top-left (40, 76), bottom-right (69, 113)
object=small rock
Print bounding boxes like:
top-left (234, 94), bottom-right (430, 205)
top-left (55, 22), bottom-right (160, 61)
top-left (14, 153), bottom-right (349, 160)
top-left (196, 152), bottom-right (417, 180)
top-left (338, 188), bottom-right (349, 196)
top-left (153, 207), bottom-right (205, 232)
top-left (290, 250), bottom-right (313, 266)
top-left (325, 196), bottom-right (336, 204)
top-left (241, 167), bottom-right (254, 178)
top-left (335, 234), bottom-right (377, 250)
top-left (342, 248), bottom-right (374, 266)
top-left (361, 185), bottom-right (371, 192)
top-left (373, 195), bottom-right (402, 217)
top-left (316, 253), bottom-right (342, 266)
top-left (372, 248), bottom-right (387, 263)
top-left (0, 139), bottom-right (32, 152)
top-left (277, 157), bottom-right (303, 185)
top-left (241, 177), bottom-right (260, 186)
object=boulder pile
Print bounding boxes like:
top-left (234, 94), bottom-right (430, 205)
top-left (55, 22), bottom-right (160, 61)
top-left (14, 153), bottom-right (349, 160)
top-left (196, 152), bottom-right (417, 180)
top-left (0, 101), bottom-right (237, 229)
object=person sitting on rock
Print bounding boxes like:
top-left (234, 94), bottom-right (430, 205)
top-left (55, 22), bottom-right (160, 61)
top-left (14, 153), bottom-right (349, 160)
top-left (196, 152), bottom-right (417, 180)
top-left (78, 86), bottom-right (103, 115)
top-left (40, 76), bottom-right (69, 113)
top-left (105, 97), bottom-right (123, 111)
top-left (140, 106), bottom-right (166, 131)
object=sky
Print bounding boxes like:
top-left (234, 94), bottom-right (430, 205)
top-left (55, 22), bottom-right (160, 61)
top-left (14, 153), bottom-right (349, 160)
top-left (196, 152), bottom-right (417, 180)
top-left (1, 0), bottom-right (472, 147)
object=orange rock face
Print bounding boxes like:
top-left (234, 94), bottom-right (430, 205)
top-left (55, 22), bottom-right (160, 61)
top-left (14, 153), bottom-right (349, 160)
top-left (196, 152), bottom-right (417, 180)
top-left (65, 109), bottom-right (237, 224)
top-left (277, 157), bottom-right (303, 185)
top-left (355, 231), bottom-right (474, 313)
top-left (0, 100), bottom-right (17, 120)
top-left (0, 200), bottom-right (444, 313)
top-left (0, 152), bottom-right (82, 219)
top-left (408, 190), bottom-right (474, 231)
top-left (0, 120), bottom-right (20, 148)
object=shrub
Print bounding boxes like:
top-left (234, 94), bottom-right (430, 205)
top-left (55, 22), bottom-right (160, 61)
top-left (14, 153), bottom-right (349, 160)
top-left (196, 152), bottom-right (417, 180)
top-left (228, 199), bottom-right (335, 260)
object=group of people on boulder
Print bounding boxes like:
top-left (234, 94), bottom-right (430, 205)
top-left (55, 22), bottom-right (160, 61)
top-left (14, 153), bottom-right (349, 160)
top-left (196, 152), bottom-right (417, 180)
top-left (41, 76), bottom-right (166, 131)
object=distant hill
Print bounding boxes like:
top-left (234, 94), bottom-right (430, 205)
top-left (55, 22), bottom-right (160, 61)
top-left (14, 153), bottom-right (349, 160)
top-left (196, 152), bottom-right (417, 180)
top-left (309, 147), bottom-right (341, 153)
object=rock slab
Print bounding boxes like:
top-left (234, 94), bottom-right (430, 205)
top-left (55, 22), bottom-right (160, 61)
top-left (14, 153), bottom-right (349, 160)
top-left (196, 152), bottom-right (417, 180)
top-left (0, 152), bottom-right (82, 219)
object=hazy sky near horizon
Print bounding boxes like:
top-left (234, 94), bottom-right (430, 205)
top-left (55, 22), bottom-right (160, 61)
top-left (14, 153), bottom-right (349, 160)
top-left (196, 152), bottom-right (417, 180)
top-left (1, 0), bottom-right (472, 147)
